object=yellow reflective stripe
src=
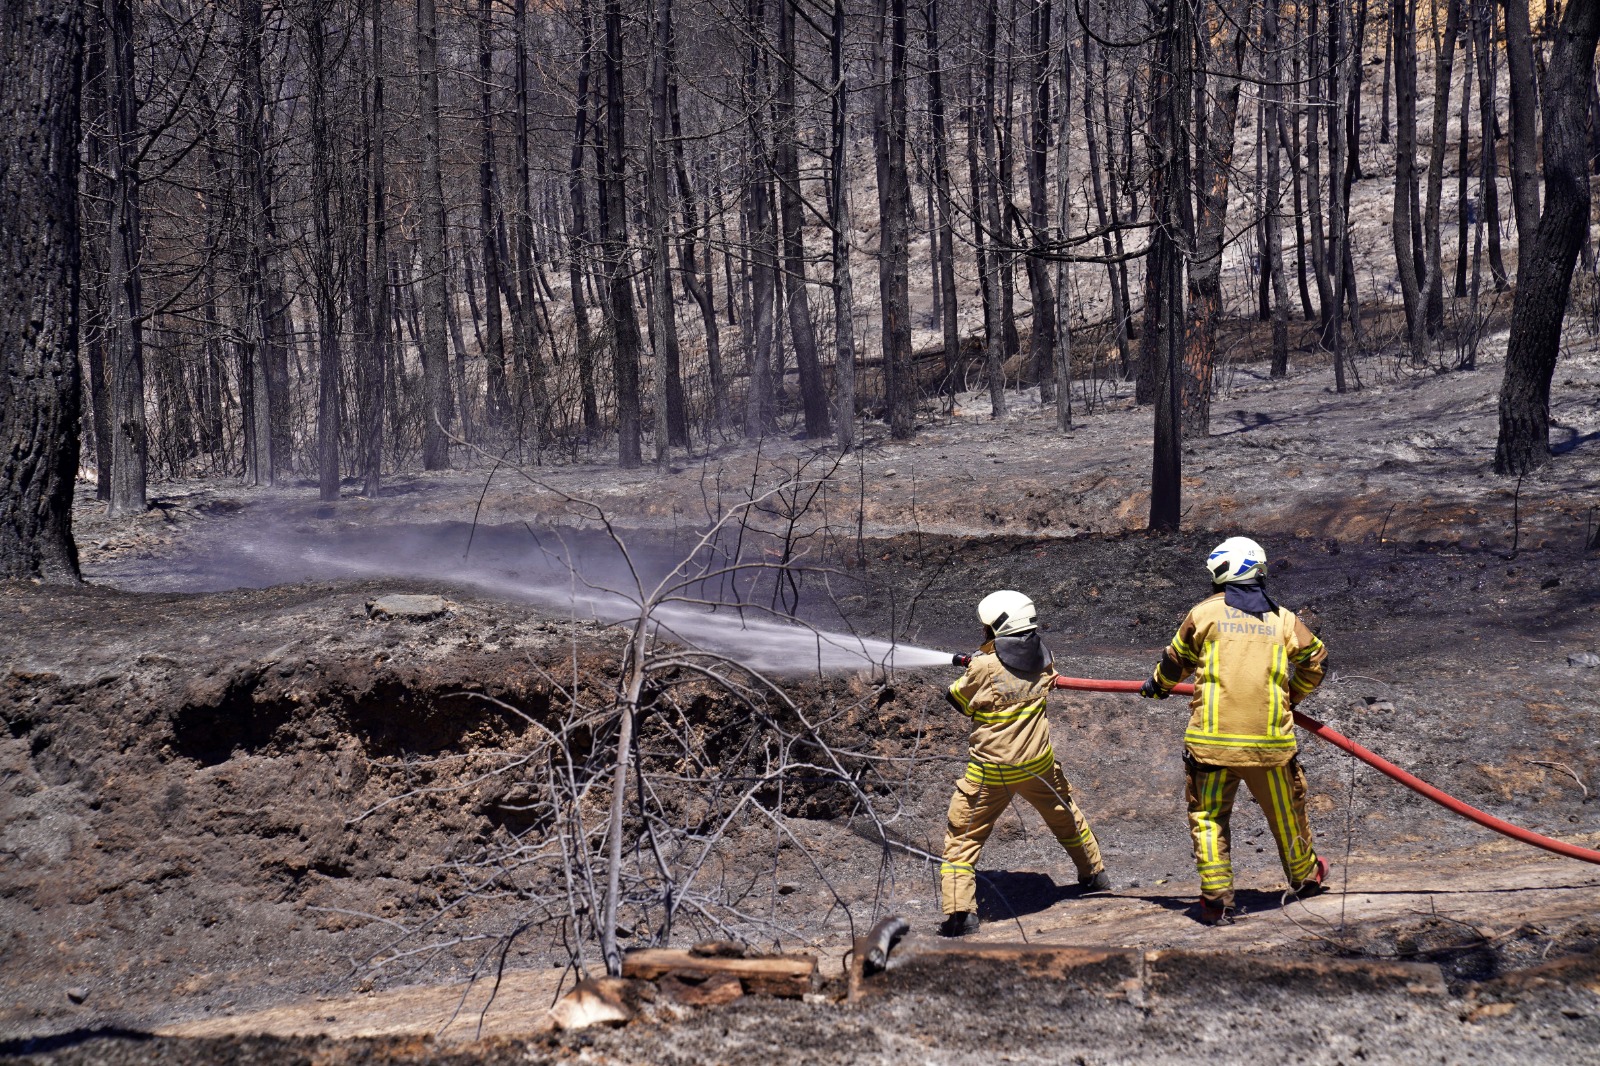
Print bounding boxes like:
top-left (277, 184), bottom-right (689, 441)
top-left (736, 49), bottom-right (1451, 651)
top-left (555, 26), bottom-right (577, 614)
top-left (1204, 640), bottom-right (1222, 734)
top-left (1171, 632), bottom-right (1196, 662)
top-left (1290, 636), bottom-right (1325, 664)
top-left (948, 681), bottom-right (974, 717)
top-left (969, 698), bottom-right (1046, 725)
top-left (1268, 644), bottom-right (1288, 736)
top-left (1266, 766), bottom-right (1316, 882)
top-left (939, 862), bottom-right (975, 876)
top-left (1289, 672), bottom-right (1318, 694)
top-left (965, 748), bottom-right (1055, 785)
top-left (1195, 769), bottom-right (1228, 869)
top-left (1185, 731), bottom-right (1299, 748)
top-left (1056, 828), bottom-right (1092, 850)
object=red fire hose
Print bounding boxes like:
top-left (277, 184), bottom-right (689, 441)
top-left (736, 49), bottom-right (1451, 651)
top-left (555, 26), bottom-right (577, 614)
top-left (1054, 675), bottom-right (1600, 866)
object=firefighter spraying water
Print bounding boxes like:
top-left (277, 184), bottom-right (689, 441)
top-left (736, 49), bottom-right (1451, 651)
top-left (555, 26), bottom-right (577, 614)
top-left (937, 590), bottom-right (1110, 938)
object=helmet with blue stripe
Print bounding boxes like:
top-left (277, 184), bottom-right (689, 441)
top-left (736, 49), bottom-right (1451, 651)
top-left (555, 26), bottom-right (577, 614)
top-left (1207, 536), bottom-right (1268, 585)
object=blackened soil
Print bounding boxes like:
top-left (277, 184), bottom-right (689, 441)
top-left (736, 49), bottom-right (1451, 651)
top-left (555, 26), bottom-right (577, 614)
top-left (3, 531), bottom-right (1599, 1062)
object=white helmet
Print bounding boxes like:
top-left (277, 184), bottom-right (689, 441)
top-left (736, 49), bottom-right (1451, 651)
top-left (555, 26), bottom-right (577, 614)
top-left (977, 590), bottom-right (1037, 636)
top-left (1207, 536), bottom-right (1268, 584)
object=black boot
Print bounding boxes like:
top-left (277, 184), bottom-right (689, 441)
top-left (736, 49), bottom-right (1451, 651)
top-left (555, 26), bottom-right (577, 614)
top-left (938, 911), bottom-right (980, 937)
top-left (1078, 870), bottom-right (1112, 893)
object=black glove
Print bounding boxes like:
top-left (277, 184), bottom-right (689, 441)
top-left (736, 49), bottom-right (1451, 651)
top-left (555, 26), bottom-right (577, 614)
top-left (1140, 677), bottom-right (1167, 700)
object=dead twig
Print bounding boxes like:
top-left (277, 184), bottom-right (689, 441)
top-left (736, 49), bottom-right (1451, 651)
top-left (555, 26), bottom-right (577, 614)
top-left (1529, 760), bottom-right (1589, 800)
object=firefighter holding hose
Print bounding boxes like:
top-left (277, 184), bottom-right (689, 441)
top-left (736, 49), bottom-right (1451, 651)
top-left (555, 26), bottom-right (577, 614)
top-left (1141, 536), bottom-right (1330, 925)
top-left (939, 590), bottom-right (1110, 937)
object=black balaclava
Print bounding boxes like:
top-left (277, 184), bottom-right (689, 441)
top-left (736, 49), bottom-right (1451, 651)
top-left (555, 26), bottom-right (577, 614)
top-left (1221, 580), bottom-right (1277, 618)
top-left (994, 629), bottom-right (1053, 675)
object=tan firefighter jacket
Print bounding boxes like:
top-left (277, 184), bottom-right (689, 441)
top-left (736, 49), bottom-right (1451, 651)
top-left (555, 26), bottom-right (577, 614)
top-left (947, 639), bottom-right (1058, 785)
top-left (1149, 592), bottom-right (1328, 767)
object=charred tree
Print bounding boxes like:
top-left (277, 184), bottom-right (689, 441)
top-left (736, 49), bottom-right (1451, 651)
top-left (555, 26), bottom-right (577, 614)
top-left (1502, 0), bottom-right (1540, 265)
top-left (477, 0), bottom-right (509, 430)
top-left (304, 1), bottom-right (342, 502)
top-left (1390, 0), bottom-right (1425, 363)
top-left (1180, 0), bottom-right (1250, 437)
top-left (647, 0), bottom-right (675, 463)
top-left (775, 0), bottom-right (828, 438)
top-left (925, 0), bottom-right (959, 411)
top-left (1148, 0), bottom-right (1192, 531)
top-left (1495, 0), bottom-right (1600, 475)
top-left (417, 0), bottom-right (452, 467)
top-left (99, 0), bottom-right (145, 516)
top-left (830, 0), bottom-right (858, 451)
top-left (1265, 0), bottom-right (1290, 377)
top-left (0, 0), bottom-right (83, 582)
top-left (1421, 0), bottom-right (1461, 336)
top-left (977, 5), bottom-right (1007, 417)
top-left (602, 0), bottom-right (644, 465)
top-left (878, 0), bottom-right (914, 438)
top-left (1023, 0), bottom-right (1056, 407)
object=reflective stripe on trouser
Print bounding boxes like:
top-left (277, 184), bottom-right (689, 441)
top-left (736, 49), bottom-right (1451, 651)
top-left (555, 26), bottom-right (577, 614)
top-left (1185, 757), bottom-right (1318, 907)
top-left (940, 760), bottom-right (1104, 914)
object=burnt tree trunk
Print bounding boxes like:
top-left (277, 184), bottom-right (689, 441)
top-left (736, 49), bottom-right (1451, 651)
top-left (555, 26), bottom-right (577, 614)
top-left (477, 0), bottom-right (509, 430)
top-left (1265, 0), bottom-right (1291, 377)
top-left (1024, 0), bottom-right (1056, 407)
top-left (100, 0), bottom-right (145, 516)
top-left (1421, 0), bottom-right (1461, 336)
top-left (0, 0), bottom-right (83, 582)
top-left (775, 0), bottom-right (828, 438)
top-left (1502, 0), bottom-right (1541, 265)
top-left (878, 0), bottom-right (914, 438)
top-left (417, 0), bottom-right (452, 468)
top-left (926, 0), bottom-right (959, 411)
top-left (603, 0), bottom-right (643, 465)
top-left (830, 0), bottom-right (857, 451)
top-left (1390, 0), bottom-right (1426, 363)
top-left (1148, 0), bottom-right (1191, 531)
top-left (1180, 0), bottom-right (1249, 438)
top-left (1495, 0), bottom-right (1600, 475)
top-left (305, 1), bottom-right (342, 502)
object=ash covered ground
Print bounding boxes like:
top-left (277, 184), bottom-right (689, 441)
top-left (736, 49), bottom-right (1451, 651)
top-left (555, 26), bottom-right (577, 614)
top-left (4, 340), bottom-right (1600, 1063)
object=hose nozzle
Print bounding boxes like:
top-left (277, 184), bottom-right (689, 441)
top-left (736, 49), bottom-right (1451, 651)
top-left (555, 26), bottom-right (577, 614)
top-left (952, 653), bottom-right (972, 668)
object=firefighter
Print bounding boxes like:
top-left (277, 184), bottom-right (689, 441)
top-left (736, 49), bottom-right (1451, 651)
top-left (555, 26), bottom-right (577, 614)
top-left (1141, 536), bottom-right (1330, 925)
top-left (939, 590), bottom-right (1110, 937)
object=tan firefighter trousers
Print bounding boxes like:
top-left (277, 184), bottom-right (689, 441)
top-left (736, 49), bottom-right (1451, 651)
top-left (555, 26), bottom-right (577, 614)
top-left (939, 761), bottom-right (1104, 914)
top-left (1186, 756), bottom-right (1319, 907)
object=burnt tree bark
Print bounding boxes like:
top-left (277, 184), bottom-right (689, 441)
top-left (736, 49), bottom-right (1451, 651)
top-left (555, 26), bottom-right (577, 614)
top-left (1494, 0), bottom-right (1600, 475)
top-left (1421, 0), bottom-right (1461, 336)
top-left (304, 1), bottom-right (342, 502)
top-left (1148, 0), bottom-right (1192, 531)
top-left (1265, 0), bottom-right (1290, 377)
top-left (0, 0), bottom-right (83, 582)
top-left (477, 0), bottom-right (509, 430)
top-left (925, 0), bottom-right (960, 411)
top-left (1023, 0), bottom-right (1056, 406)
top-left (1502, 0), bottom-right (1541, 265)
top-left (603, 0), bottom-right (643, 465)
top-left (99, 0), bottom-right (145, 516)
top-left (417, 0), bottom-right (452, 468)
top-left (878, 0), bottom-right (914, 438)
top-left (830, 0), bottom-right (858, 450)
top-left (775, 0), bottom-right (828, 438)
top-left (1179, 0), bottom-right (1249, 437)
top-left (1390, 0), bottom-right (1426, 363)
